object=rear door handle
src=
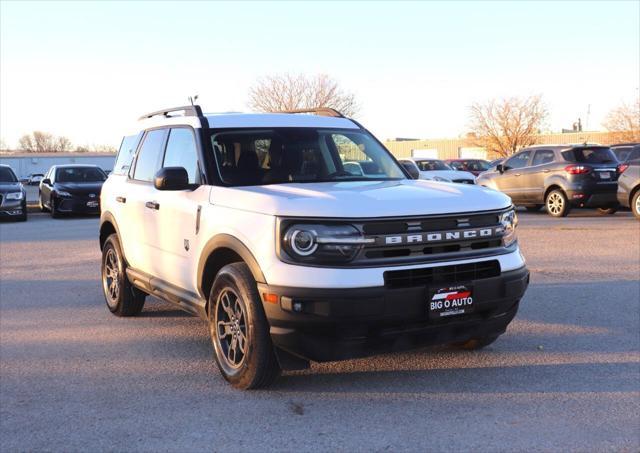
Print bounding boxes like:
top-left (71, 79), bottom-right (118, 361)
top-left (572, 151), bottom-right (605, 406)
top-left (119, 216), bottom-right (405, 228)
top-left (116, 196), bottom-right (126, 203)
top-left (145, 201), bottom-right (160, 210)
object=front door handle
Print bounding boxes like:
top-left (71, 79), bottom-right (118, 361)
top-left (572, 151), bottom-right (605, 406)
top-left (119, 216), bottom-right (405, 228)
top-left (514, 173), bottom-right (521, 177)
top-left (145, 201), bottom-right (160, 210)
top-left (543, 169), bottom-right (550, 173)
top-left (116, 196), bottom-right (126, 203)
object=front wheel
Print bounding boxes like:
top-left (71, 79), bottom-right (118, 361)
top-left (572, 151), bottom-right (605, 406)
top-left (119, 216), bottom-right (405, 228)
top-left (101, 234), bottom-right (146, 316)
top-left (546, 189), bottom-right (571, 217)
top-left (38, 192), bottom-right (47, 212)
top-left (209, 262), bottom-right (280, 390)
top-left (50, 196), bottom-right (61, 218)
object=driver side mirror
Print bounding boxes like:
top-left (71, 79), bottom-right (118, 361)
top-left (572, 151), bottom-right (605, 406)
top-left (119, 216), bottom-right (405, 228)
top-left (154, 167), bottom-right (190, 191)
top-left (496, 164), bottom-right (505, 174)
top-left (41, 178), bottom-right (51, 185)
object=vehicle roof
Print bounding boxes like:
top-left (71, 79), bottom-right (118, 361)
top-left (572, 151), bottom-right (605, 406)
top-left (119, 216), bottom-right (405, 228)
top-left (127, 112), bottom-right (360, 135)
top-left (52, 164), bottom-right (102, 168)
top-left (521, 144), bottom-right (609, 151)
top-left (445, 158), bottom-right (488, 161)
top-left (610, 143), bottom-right (640, 148)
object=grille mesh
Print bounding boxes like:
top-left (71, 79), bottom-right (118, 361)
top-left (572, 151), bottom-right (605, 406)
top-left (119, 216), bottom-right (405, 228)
top-left (383, 260), bottom-right (501, 288)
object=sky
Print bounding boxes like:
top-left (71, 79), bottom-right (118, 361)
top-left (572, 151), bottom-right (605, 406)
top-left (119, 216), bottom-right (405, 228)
top-left (1, 0), bottom-right (638, 149)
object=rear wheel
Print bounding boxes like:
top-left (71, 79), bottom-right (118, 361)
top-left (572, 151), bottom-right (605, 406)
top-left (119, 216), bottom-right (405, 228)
top-left (525, 205), bottom-right (543, 212)
top-left (597, 207), bottom-right (618, 215)
top-left (101, 234), bottom-right (146, 316)
top-left (208, 262), bottom-right (280, 389)
top-left (546, 190), bottom-right (571, 217)
top-left (632, 191), bottom-right (640, 220)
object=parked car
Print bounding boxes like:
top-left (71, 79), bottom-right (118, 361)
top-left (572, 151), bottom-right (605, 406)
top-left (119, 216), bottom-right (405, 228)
top-left (477, 145), bottom-right (620, 217)
top-left (610, 143), bottom-right (640, 163)
top-left (39, 164), bottom-right (107, 217)
top-left (27, 173), bottom-right (44, 186)
top-left (398, 158), bottom-right (476, 183)
top-left (445, 159), bottom-right (491, 176)
top-left (617, 158), bottom-right (640, 219)
top-left (0, 165), bottom-right (27, 221)
top-left (99, 105), bottom-right (528, 389)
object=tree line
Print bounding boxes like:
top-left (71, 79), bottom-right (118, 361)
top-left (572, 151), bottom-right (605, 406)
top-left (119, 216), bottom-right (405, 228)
top-left (5, 74), bottom-right (638, 156)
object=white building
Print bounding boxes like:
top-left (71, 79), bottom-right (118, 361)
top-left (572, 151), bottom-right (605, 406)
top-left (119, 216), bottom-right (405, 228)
top-left (0, 153), bottom-right (116, 179)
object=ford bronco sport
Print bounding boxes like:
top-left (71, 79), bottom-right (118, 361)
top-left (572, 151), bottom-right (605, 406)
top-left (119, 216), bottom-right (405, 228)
top-left (99, 105), bottom-right (529, 389)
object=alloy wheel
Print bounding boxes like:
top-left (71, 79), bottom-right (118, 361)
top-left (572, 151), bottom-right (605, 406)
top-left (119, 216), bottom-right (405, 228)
top-left (103, 248), bottom-right (120, 308)
top-left (547, 192), bottom-right (564, 215)
top-left (214, 288), bottom-right (248, 369)
top-left (635, 195), bottom-right (640, 217)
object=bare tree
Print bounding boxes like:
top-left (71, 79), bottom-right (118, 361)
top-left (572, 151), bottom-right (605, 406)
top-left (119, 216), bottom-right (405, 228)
top-left (18, 134), bottom-right (36, 152)
top-left (603, 99), bottom-right (640, 142)
top-left (248, 73), bottom-right (359, 117)
top-left (17, 131), bottom-right (74, 152)
top-left (467, 95), bottom-right (548, 157)
top-left (32, 131), bottom-right (55, 152)
top-left (56, 136), bottom-right (73, 152)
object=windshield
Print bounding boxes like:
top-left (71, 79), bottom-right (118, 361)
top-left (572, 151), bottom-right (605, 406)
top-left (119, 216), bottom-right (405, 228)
top-left (56, 167), bottom-right (106, 183)
top-left (0, 167), bottom-right (18, 183)
top-left (414, 160), bottom-right (451, 171)
top-left (562, 147), bottom-right (616, 164)
top-left (210, 128), bottom-right (405, 186)
top-left (449, 160), bottom-right (489, 171)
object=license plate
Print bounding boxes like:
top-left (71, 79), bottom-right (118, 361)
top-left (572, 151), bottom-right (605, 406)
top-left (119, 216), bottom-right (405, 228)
top-left (86, 201), bottom-right (99, 207)
top-left (599, 172), bottom-right (611, 179)
top-left (428, 285), bottom-right (474, 319)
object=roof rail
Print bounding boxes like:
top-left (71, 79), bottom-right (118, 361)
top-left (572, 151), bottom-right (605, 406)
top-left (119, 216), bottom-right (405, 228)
top-left (273, 107), bottom-right (344, 118)
top-left (138, 105), bottom-right (204, 120)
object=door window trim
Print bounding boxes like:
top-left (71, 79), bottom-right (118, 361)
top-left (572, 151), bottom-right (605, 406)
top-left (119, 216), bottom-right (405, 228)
top-left (161, 125), bottom-right (204, 185)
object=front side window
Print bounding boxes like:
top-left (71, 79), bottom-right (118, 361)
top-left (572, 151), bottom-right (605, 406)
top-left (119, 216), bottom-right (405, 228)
top-left (211, 128), bottom-right (405, 186)
top-left (113, 133), bottom-right (142, 175)
top-left (532, 150), bottom-right (555, 166)
top-left (163, 128), bottom-right (199, 184)
top-left (133, 129), bottom-right (167, 182)
top-left (55, 167), bottom-right (106, 183)
top-left (0, 167), bottom-right (18, 183)
top-left (504, 151), bottom-right (531, 170)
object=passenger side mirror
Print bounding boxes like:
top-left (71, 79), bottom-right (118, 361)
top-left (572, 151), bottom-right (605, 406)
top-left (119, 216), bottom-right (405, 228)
top-left (496, 164), bottom-right (504, 174)
top-left (41, 178), bottom-right (51, 185)
top-left (154, 167), bottom-right (190, 191)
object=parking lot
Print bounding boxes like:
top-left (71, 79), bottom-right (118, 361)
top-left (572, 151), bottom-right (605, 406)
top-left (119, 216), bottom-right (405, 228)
top-left (1, 210), bottom-right (639, 451)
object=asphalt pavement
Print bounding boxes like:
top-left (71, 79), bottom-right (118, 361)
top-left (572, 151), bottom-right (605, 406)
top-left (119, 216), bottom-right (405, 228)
top-left (1, 209), bottom-right (639, 452)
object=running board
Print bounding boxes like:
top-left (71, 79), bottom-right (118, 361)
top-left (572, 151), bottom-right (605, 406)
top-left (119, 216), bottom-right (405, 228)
top-left (126, 268), bottom-right (207, 319)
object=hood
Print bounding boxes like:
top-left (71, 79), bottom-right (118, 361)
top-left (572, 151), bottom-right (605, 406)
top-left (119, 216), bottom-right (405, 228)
top-left (0, 182), bottom-right (23, 193)
top-left (210, 179), bottom-right (511, 218)
top-left (418, 170), bottom-right (475, 181)
top-left (56, 181), bottom-right (104, 193)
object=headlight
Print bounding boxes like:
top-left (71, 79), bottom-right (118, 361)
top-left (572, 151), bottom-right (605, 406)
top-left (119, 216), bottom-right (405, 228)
top-left (5, 192), bottom-right (23, 200)
top-left (57, 190), bottom-right (72, 197)
top-left (281, 223), bottom-right (373, 264)
top-left (500, 209), bottom-right (518, 247)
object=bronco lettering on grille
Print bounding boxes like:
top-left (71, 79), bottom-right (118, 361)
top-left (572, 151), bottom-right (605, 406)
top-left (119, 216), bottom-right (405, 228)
top-left (382, 227), bottom-right (502, 246)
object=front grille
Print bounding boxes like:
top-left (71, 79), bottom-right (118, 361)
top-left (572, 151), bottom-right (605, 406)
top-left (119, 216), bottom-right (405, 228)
top-left (383, 260), bottom-right (500, 288)
top-left (354, 209), bottom-right (508, 265)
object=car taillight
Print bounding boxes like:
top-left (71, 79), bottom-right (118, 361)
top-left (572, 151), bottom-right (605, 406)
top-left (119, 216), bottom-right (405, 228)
top-left (617, 163), bottom-right (629, 174)
top-left (564, 164), bottom-right (591, 175)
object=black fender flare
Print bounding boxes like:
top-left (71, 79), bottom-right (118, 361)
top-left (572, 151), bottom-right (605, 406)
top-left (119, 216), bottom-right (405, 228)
top-left (99, 210), bottom-right (128, 260)
top-left (197, 234), bottom-right (267, 295)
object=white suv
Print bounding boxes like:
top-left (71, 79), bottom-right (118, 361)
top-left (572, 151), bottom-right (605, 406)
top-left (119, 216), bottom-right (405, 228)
top-left (99, 105), bottom-right (529, 389)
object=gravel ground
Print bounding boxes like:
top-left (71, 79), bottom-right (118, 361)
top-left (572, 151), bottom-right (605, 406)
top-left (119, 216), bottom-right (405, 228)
top-left (1, 209), bottom-right (639, 452)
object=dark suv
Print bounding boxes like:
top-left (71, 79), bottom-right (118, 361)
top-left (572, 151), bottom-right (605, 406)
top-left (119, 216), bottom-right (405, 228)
top-left (476, 145), bottom-right (620, 217)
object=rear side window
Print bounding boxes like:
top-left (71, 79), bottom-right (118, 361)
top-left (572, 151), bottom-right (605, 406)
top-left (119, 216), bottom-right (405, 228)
top-left (532, 150), bottom-right (555, 166)
top-left (163, 128), bottom-right (200, 184)
top-left (113, 133), bottom-right (142, 175)
top-left (133, 129), bottom-right (167, 182)
top-left (562, 147), bottom-right (616, 164)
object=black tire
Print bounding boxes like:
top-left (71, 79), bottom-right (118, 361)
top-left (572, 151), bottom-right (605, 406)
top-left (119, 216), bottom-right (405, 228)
top-left (632, 191), bottom-right (640, 220)
top-left (597, 207), bottom-right (618, 215)
top-left (208, 262), bottom-right (280, 390)
top-left (18, 204), bottom-right (27, 222)
top-left (545, 189), bottom-right (571, 217)
top-left (101, 233), bottom-right (146, 316)
top-left (50, 196), bottom-right (61, 218)
top-left (454, 335), bottom-right (500, 350)
top-left (525, 205), bottom-right (543, 212)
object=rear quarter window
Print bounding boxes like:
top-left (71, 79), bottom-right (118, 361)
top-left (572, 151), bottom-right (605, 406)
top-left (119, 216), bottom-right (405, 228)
top-left (561, 147), bottom-right (616, 164)
top-left (113, 133), bottom-right (143, 175)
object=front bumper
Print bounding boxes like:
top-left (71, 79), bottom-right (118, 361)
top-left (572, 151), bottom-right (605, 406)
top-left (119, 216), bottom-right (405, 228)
top-left (617, 188), bottom-right (630, 208)
top-left (56, 197), bottom-right (100, 214)
top-left (0, 199), bottom-right (26, 218)
top-left (258, 266), bottom-right (529, 362)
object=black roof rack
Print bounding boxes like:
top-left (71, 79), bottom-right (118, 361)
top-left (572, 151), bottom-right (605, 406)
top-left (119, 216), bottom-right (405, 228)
top-left (273, 107), bottom-right (344, 118)
top-left (138, 105), bottom-right (204, 120)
